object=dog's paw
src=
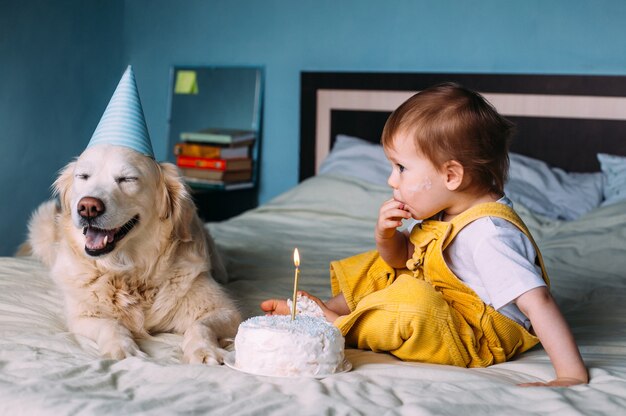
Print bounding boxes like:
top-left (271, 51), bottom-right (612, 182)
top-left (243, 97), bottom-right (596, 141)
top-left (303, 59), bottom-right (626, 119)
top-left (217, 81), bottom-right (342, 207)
top-left (182, 327), bottom-right (226, 365)
top-left (183, 346), bottom-right (228, 365)
top-left (101, 337), bottom-right (147, 360)
top-left (182, 323), bottom-right (226, 365)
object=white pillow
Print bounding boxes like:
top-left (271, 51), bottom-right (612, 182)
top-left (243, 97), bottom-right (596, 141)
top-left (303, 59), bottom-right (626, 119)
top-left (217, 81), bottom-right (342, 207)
top-left (318, 134), bottom-right (390, 186)
top-left (505, 153), bottom-right (603, 221)
top-left (597, 153), bottom-right (626, 206)
top-left (318, 138), bottom-right (604, 221)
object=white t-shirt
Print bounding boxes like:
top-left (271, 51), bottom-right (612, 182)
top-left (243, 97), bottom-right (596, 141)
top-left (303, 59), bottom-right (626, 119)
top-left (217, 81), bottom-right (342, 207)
top-left (409, 197), bottom-right (546, 328)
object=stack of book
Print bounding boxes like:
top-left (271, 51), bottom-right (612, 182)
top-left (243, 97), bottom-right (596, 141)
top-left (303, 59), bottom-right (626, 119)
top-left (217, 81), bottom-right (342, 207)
top-left (175, 128), bottom-right (256, 190)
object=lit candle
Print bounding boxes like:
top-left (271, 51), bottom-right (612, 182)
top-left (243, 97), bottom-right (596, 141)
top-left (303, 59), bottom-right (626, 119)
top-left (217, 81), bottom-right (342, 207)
top-left (291, 248), bottom-right (300, 320)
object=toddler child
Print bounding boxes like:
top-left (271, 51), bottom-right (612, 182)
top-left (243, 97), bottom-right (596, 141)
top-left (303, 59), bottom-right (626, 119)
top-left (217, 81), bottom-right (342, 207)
top-left (262, 83), bottom-right (587, 387)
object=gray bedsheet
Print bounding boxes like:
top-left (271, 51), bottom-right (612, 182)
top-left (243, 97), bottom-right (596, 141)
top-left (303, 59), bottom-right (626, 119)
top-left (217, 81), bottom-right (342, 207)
top-left (1, 174), bottom-right (625, 414)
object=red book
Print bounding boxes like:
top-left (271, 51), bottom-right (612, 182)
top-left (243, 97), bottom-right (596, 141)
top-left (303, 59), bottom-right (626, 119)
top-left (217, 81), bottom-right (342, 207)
top-left (176, 155), bottom-right (252, 171)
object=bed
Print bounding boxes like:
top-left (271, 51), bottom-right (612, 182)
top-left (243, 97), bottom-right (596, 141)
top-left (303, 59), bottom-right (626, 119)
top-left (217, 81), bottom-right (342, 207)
top-left (2, 72), bottom-right (626, 414)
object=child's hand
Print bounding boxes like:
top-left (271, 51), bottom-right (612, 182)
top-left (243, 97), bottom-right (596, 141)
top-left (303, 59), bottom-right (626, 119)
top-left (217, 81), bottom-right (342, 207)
top-left (518, 377), bottom-right (587, 387)
top-left (375, 198), bottom-right (411, 241)
top-left (516, 287), bottom-right (588, 389)
top-left (260, 299), bottom-right (290, 315)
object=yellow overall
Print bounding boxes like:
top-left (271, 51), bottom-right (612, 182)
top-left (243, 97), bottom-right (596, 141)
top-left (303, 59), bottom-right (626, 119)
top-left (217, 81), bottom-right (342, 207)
top-left (330, 202), bottom-right (550, 367)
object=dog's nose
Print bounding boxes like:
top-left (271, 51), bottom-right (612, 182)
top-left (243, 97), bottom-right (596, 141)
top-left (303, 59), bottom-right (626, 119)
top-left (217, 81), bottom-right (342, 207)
top-left (77, 197), bottom-right (105, 219)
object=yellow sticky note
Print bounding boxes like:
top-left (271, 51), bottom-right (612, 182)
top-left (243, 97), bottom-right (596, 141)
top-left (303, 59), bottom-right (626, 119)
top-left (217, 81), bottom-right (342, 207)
top-left (174, 70), bottom-right (198, 94)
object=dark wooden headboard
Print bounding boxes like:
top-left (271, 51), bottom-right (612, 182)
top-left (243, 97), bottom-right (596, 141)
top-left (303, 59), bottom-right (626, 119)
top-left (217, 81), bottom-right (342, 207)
top-left (300, 72), bottom-right (626, 181)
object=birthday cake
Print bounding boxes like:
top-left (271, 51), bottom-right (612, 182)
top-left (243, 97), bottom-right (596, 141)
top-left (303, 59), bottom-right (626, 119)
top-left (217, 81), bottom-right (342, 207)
top-left (234, 304), bottom-right (347, 377)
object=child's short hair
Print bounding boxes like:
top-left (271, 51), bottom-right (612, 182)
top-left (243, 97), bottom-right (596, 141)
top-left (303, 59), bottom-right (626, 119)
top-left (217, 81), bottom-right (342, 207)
top-left (381, 82), bottom-right (514, 194)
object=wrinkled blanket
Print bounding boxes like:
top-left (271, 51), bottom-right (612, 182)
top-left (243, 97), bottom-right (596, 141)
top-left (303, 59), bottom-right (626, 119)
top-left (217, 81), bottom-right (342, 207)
top-left (1, 174), bottom-right (625, 415)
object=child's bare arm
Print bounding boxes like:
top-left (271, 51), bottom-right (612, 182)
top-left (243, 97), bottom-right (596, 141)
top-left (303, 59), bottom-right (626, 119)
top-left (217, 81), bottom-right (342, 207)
top-left (516, 286), bottom-right (588, 387)
top-left (375, 198), bottom-right (412, 268)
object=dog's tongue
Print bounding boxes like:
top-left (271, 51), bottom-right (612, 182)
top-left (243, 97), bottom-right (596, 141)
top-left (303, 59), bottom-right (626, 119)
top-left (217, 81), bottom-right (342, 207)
top-left (85, 227), bottom-right (116, 250)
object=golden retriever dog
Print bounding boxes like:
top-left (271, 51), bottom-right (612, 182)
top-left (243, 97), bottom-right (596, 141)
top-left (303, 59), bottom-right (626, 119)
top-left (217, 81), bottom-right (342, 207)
top-left (26, 143), bottom-right (241, 364)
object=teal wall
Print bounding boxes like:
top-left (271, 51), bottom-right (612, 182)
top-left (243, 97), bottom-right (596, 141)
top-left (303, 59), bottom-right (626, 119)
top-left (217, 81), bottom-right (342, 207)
top-left (0, 0), bottom-right (125, 255)
top-left (2, 0), bottom-right (626, 255)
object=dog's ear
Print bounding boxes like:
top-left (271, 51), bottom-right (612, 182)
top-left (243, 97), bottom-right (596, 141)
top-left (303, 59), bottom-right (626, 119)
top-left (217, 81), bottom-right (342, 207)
top-left (158, 162), bottom-right (196, 242)
top-left (53, 161), bottom-right (76, 213)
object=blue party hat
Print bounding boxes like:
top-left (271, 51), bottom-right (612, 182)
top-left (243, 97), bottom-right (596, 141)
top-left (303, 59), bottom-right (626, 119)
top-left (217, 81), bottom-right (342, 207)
top-left (87, 66), bottom-right (155, 158)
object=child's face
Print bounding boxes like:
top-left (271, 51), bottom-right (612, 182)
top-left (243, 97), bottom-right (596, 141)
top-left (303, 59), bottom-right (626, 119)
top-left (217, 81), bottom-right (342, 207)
top-left (384, 133), bottom-right (453, 220)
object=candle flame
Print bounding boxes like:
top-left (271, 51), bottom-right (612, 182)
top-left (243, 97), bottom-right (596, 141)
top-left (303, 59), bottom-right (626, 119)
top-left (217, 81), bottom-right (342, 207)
top-left (293, 248), bottom-right (300, 267)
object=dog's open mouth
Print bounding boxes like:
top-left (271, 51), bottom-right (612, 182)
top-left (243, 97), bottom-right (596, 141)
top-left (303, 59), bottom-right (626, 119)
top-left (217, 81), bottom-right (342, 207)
top-left (83, 215), bottom-right (139, 256)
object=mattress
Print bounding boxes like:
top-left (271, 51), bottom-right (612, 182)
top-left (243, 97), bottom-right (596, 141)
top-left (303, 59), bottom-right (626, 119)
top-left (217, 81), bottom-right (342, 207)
top-left (1, 174), bottom-right (626, 414)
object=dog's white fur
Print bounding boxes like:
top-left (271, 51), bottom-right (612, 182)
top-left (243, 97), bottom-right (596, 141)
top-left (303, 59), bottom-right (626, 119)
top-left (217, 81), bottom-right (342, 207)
top-left (26, 144), bottom-right (240, 364)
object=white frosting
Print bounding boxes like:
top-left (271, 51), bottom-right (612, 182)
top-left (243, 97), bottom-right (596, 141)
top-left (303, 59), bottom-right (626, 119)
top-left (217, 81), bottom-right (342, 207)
top-left (286, 294), bottom-right (325, 318)
top-left (234, 315), bottom-right (345, 377)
